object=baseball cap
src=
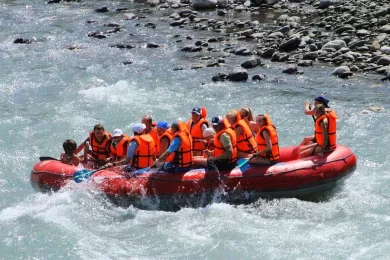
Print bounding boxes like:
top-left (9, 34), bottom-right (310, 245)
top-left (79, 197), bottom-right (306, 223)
top-left (211, 116), bottom-right (223, 126)
top-left (132, 123), bottom-right (146, 134)
top-left (191, 107), bottom-right (201, 115)
top-left (112, 129), bottom-right (123, 137)
top-left (315, 95), bottom-right (329, 104)
top-left (203, 128), bottom-right (216, 138)
top-left (157, 121), bottom-right (169, 130)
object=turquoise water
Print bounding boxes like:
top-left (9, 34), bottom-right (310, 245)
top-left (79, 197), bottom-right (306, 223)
top-left (1, 1), bottom-right (390, 259)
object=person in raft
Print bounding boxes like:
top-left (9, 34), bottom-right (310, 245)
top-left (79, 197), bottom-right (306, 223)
top-left (156, 121), bottom-right (175, 163)
top-left (299, 104), bottom-right (336, 158)
top-left (205, 116), bottom-right (237, 171)
top-left (60, 139), bottom-right (82, 166)
top-left (75, 123), bottom-right (112, 168)
top-left (108, 129), bottom-right (130, 163)
top-left (142, 115), bottom-right (160, 156)
top-left (186, 107), bottom-right (209, 156)
top-left (300, 95), bottom-right (338, 146)
top-left (106, 123), bottom-right (156, 170)
top-left (249, 114), bottom-right (280, 165)
top-left (202, 127), bottom-right (216, 156)
top-left (151, 121), bottom-right (193, 173)
top-left (239, 107), bottom-right (258, 135)
top-left (226, 110), bottom-right (258, 159)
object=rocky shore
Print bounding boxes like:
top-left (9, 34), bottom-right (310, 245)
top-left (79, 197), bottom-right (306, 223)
top-left (18, 0), bottom-right (390, 82)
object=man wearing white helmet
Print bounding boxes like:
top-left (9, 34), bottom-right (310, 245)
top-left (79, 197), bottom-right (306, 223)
top-left (106, 123), bottom-right (156, 169)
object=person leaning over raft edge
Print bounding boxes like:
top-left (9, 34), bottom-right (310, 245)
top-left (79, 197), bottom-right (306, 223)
top-left (151, 121), bottom-right (193, 173)
top-left (60, 139), bottom-right (82, 166)
top-left (206, 116), bottom-right (237, 171)
top-left (75, 123), bottom-right (112, 169)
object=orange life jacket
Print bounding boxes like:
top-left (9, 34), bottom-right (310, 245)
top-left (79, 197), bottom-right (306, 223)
top-left (159, 129), bottom-right (174, 162)
top-left (172, 122), bottom-right (193, 168)
top-left (315, 113), bottom-right (336, 150)
top-left (186, 118), bottom-right (209, 153)
top-left (132, 134), bottom-right (155, 169)
top-left (214, 120), bottom-right (238, 164)
top-left (110, 135), bottom-right (131, 160)
top-left (234, 119), bottom-right (258, 153)
top-left (88, 131), bottom-right (112, 161)
top-left (255, 115), bottom-right (279, 161)
top-left (146, 123), bottom-right (159, 156)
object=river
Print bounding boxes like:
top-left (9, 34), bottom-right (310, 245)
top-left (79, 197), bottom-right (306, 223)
top-left (1, 0), bottom-right (390, 259)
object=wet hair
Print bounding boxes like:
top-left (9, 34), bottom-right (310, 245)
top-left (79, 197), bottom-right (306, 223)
top-left (93, 123), bottom-right (105, 131)
top-left (63, 139), bottom-right (77, 154)
top-left (240, 107), bottom-right (254, 121)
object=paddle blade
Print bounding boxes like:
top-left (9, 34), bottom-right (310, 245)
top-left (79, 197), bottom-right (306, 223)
top-left (73, 169), bottom-right (95, 183)
top-left (237, 158), bottom-right (250, 172)
top-left (134, 167), bottom-right (151, 175)
top-left (237, 158), bottom-right (249, 168)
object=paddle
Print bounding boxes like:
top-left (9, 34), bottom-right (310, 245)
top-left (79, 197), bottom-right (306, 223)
top-left (73, 165), bottom-right (110, 183)
top-left (237, 157), bottom-right (253, 172)
top-left (133, 167), bottom-right (151, 175)
top-left (39, 156), bottom-right (59, 161)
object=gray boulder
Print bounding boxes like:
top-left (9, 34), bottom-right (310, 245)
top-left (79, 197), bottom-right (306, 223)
top-left (227, 67), bottom-right (248, 81)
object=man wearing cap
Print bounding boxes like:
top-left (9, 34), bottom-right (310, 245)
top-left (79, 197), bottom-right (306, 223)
top-left (151, 121), bottom-right (193, 173)
top-left (186, 107), bottom-right (209, 156)
top-left (207, 116), bottom-right (237, 171)
top-left (156, 121), bottom-right (174, 158)
top-left (106, 123), bottom-right (156, 169)
top-left (75, 123), bottom-right (112, 168)
top-left (108, 129), bottom-right (130, 162)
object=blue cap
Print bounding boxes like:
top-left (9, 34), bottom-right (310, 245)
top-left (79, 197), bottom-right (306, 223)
top-left (191, 107), bottom-right (201, 115)
top-left (211, 116), bottom-right (223, 125)
top-left (157, 121), bottom-right (169, 130)
top-left (315, 95), bottom-right (329, 104)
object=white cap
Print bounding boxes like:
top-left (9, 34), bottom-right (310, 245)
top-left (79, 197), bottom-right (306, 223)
top-left (132, 123), bottom-right (146, 134)
top-left (112, 129), bottom-right (123, 137)
top-left (203, 127), bottom-right (216, 138)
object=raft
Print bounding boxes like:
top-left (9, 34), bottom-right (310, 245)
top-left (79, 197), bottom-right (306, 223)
top-left (31, 145), bottom-right (357, 209)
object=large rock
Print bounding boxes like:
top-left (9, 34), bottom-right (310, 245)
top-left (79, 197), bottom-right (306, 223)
top-left (322, 40), bottom-right (347, 50)
top-left (279, 37), bottom-right (301, 52)
top-left (319, 0), bottom-right (332, 9)
top-left (377, 56), bottom-right (390, 66)
top-left (379, 24), bottom-right (390, 33)
top-left (241, 59), bottom-right (262, 69)
top-left (227, 67), bottom-right (248, 81)
top-left (332, 66), bottom-right (350, 76)
top-left (191, 0), bottom-right (217, 10)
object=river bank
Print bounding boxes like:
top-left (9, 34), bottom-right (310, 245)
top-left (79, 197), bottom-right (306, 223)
top-left (32, 0), bottom-right (390, 82)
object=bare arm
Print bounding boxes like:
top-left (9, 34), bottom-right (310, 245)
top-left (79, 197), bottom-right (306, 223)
top-left (304, 100), bottom-right (316, 116)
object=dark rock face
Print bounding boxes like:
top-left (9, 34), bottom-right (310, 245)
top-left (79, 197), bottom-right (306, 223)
top-left (95, 7), bottom-right (109, 13)
top-left (241, 59), bottom-right (262, 69)
top-left (212, 73), bottom-right (228, 82)
top-left (13, 38), bottom-right (33, 44)
top-left (279, 37), bottom-right (301, 52)
top-left (252, 74), bottom-right (266, 81)
top-left (227, 67), bottom-right (248, 81)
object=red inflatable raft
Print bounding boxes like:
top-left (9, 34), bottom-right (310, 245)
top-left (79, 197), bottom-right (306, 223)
top-left (31, 145), bottom-right (356, 209)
